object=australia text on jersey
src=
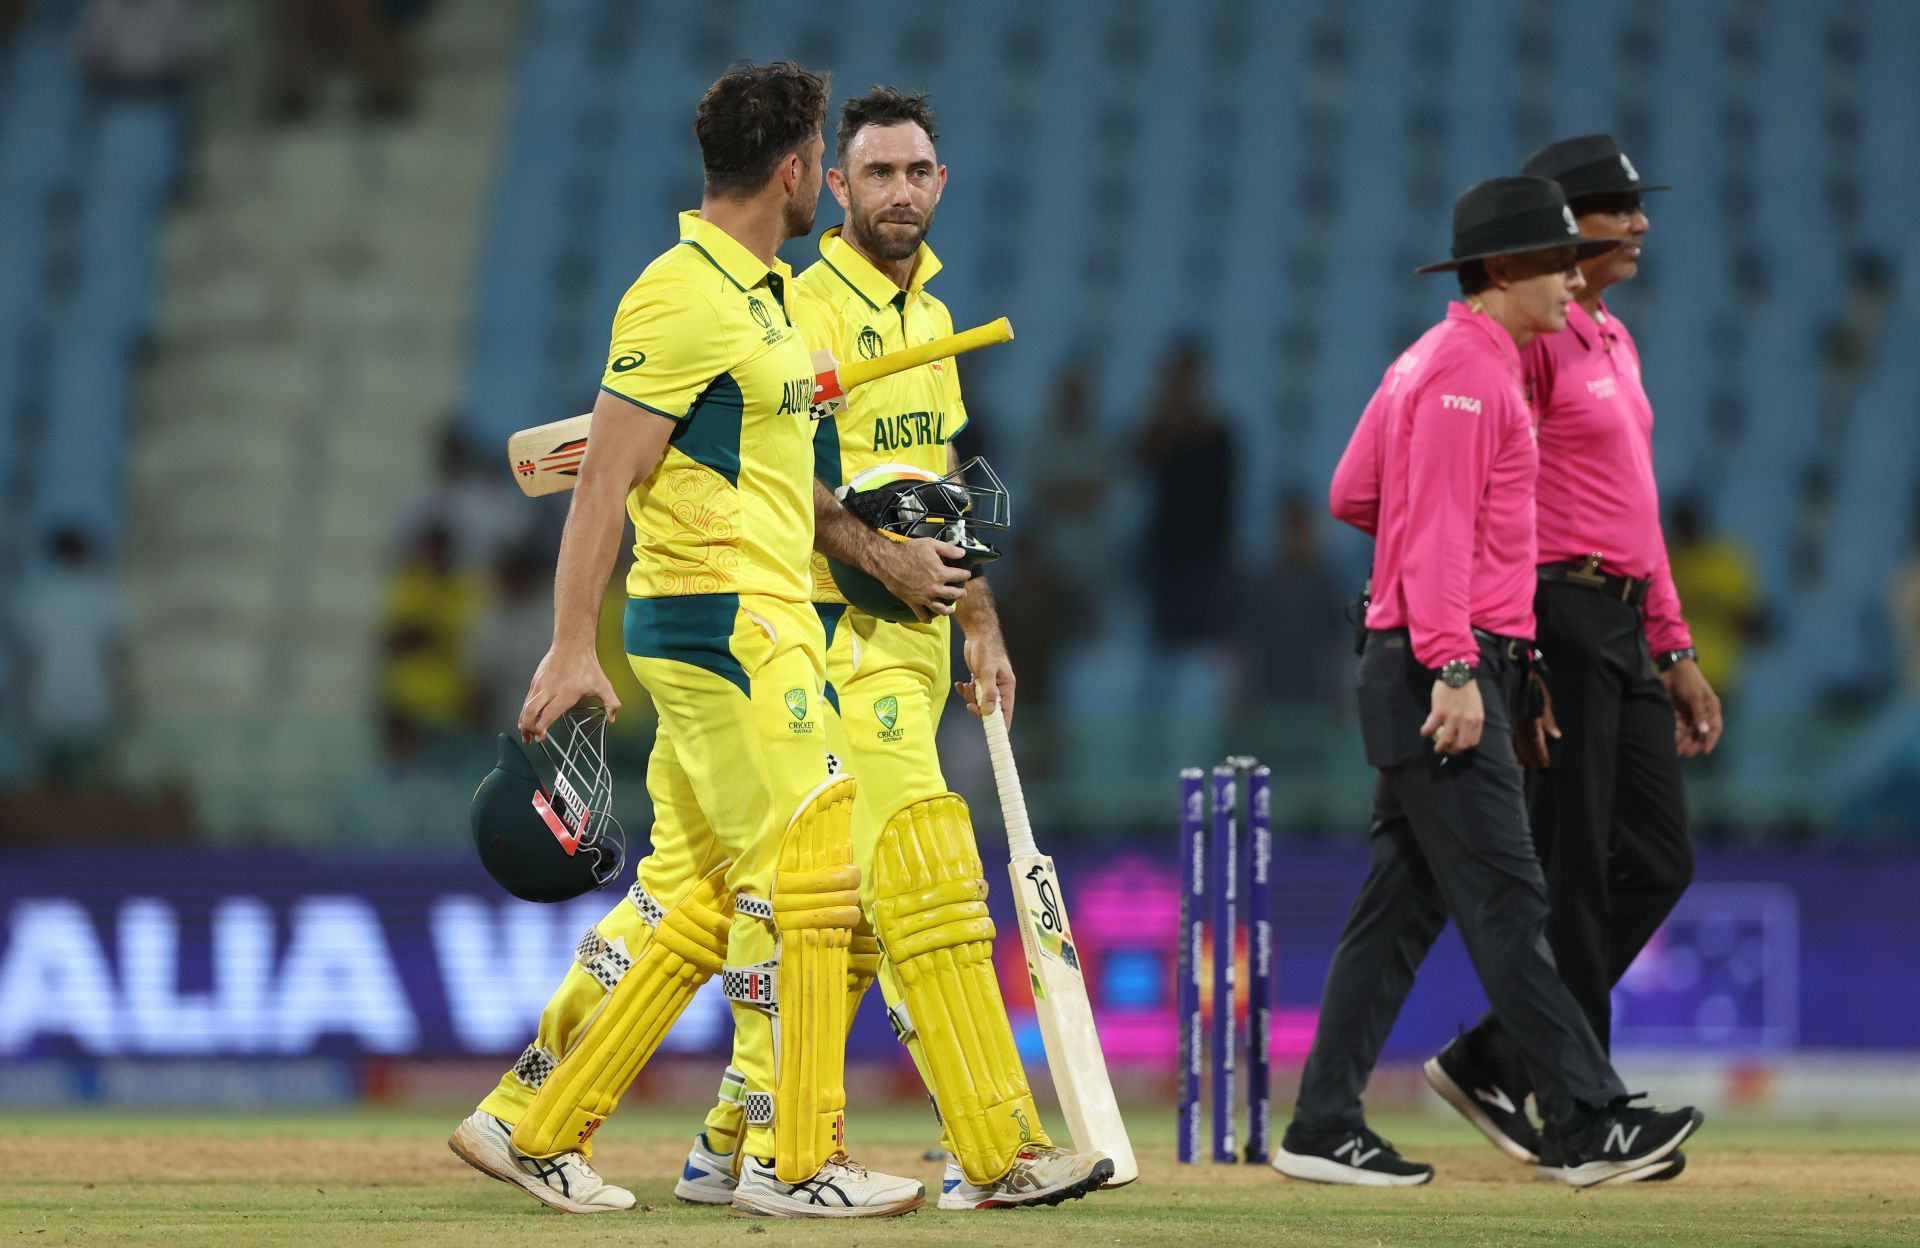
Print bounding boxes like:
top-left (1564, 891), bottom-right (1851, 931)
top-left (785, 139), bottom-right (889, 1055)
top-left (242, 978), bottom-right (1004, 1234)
top-left (872, 409), bottom-right (951, 452)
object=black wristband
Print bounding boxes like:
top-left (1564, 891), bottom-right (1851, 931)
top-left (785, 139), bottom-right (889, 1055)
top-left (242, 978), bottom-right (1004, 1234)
top-left (1656, 646), bottom-right (1698, 673)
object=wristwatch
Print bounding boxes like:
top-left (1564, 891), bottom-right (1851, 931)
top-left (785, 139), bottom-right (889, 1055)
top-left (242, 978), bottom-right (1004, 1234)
top-left (1437, 659), bottom-right (1477, 688)
top-left (1656, 646), bottom-right (1698, 673)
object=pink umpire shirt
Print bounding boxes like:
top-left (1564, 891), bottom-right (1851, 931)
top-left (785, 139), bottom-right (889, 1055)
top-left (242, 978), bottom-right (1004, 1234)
top-left (1330, 302), bottom-right (1539, 671)
top-left (1522, 299), bottom-right (1693, 655)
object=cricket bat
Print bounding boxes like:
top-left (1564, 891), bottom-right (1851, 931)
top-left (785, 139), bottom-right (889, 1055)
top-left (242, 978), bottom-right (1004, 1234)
top-left (507, 316), bottom-right (1014, 497)
top-left (982, 705), bottom-right (1139, 1187)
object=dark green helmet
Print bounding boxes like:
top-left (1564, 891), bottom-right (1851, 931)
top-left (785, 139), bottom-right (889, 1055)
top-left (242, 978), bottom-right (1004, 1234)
top-left (470, 706), bottom-right (626, 903)
top-left (826, 457), bottom-right (1012, 623)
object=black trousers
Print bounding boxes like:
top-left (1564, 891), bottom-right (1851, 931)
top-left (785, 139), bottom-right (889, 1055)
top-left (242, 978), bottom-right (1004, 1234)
top-left (1471, 582), bottom-right (1694, 1085)
top-left (1292, 630), bottom-right (1626, 1135)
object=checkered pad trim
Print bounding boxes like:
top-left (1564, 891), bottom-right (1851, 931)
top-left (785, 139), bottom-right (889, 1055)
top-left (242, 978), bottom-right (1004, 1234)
top-left (574, 929), bottom-right (605, 964)
top-left (512, 1044), bottom-right (557, 1090)
top-left (576, 932), bottom-right (632, 992)
top-left (625, 881), bottom-right (665, 926)
top-left (734, 894), bottom-right (774, 921)
top-left (744, 1092), bottom-right (775, 1127)
top-left (722, 960), bottom-right (779, 1011)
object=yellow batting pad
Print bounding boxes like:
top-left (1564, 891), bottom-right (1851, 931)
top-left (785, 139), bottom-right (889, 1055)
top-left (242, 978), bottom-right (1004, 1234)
top-left (511, 863), bottom-right (733, 1158)
top-left (872, 793), bottom-right (1047, 1185)
top-left (848, 918), bottom-right (881, 1023)
top-left (772, 775), bottom-right (861, 1182)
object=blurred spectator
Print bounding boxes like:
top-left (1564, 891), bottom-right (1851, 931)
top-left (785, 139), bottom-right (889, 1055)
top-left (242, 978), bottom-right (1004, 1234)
top-left (1665, 497), bottom-right (1764, 699)
top-left (1027, 362), bottom-right (1113, 597)
top-left (17, 528), bottom-right (127, 785)
top-left (399, 425), bottom-right (538, 569)
top-left (464, 544), bottom-right (550, 733)
top-left (2, 0), bottom-right (31, 45)
top-left (1230, 497), bottom-right (1348, 712)
top-left (380, 522), bottom-right (485, 734)
top-left (1135, 340), bottom-right (1235, 645)
top-left (269, 0), bottom-right (420, 121)
top-left (1891, 503), bottom-right (1920, 692)
top-left (993, 532), bottom-right (1075, 714)
top-left (79, 0), bottom-right (211, 94)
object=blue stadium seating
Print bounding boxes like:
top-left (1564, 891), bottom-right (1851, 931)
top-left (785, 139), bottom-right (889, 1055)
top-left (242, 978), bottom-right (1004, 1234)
top-left (458, 0), bottom-right (1919, 736)
top-left (0, 9), bottom-right (187, 561)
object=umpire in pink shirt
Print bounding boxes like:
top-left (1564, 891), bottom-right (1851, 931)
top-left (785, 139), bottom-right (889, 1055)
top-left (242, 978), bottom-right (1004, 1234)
top-left (1426, 137), bottom-right (1722, 1178)
top-left (1273, 177), bottom-right (1701, 1189)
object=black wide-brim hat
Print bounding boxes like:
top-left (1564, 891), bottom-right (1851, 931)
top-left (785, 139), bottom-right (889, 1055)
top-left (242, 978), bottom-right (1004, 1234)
top-left (1522, 132), bottom-right (1670, 200)
top-left (1415, 175), bottom-right (1623, 274)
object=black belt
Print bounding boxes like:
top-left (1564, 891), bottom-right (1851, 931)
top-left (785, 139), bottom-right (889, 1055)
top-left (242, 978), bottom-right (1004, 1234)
top-left (1539, 558), bottom-right (1649, 606)
top-left (1472, 628), bottom-right (1531, 662)
top-left (1371, 627), bottom-right (1533, 664)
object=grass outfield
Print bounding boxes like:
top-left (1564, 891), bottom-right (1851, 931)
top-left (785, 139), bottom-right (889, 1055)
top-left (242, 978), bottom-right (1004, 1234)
top-left (2, 1106), bottom-right (1916, 1246)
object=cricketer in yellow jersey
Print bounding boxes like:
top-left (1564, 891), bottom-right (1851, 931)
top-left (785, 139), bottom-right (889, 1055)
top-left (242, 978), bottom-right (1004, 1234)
top-left (448, 63), bottom-right (959, 1221)
top-left (672, 86), bottom-right (1116, 1212)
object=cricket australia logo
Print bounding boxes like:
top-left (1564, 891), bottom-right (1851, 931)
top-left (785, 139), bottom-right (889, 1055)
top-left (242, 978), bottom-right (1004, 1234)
top-left (872, 695), bottom-right (904, 742)
top-left (856, 325), bottom-right (884, 360)
top-left (786, 688), bottom-right (808, 720)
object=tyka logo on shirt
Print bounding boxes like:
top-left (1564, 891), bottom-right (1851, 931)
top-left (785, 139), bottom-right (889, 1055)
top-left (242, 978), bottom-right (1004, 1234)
top-left (1441, 394), bottom-right (1483, 414)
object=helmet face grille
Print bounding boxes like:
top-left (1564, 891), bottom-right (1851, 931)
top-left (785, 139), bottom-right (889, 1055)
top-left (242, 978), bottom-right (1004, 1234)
top-left (534, 704), bottom-right (625, 887)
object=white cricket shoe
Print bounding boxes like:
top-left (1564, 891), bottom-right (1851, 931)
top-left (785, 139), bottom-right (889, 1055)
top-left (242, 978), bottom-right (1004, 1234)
top-left (447, 1109), bottom-right (636, 1214)
top-left (937, 1144), bottom-right (1116, 1209)
top-left (673, 1131), bottom-right (739, 1205)
top-left (729, 1152), bottom-right (924, 1218)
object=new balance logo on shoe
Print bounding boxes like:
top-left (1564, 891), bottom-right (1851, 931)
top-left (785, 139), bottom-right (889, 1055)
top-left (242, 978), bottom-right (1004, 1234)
top-left (1474, 1086), bottom-right (1516, 1115)
top-left (1605, 1123), bottom-right (1643, 1155)
top-left (1334, 1137), bottom-right (1382, 1167)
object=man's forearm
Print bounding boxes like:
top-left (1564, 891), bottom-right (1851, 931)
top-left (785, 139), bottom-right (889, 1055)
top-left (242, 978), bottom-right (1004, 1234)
top-left (954, 572), bottom-right (1001, 640)
top-left (813, 478), bottom-right (888, 573)
top-left (549, 476), bottom-right (629, 650)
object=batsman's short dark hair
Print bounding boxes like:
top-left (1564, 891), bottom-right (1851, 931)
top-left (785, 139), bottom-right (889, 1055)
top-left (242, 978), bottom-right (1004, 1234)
top-left (836, 86), bottom-right (938, 162)
top-left (695, 60), bottom-right (831, 198)
top-left (1457, 258), bottom-right (1491, 296)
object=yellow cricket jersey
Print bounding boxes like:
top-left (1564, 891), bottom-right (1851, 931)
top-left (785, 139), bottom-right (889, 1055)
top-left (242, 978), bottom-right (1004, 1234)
top-left (602, 211), bottom-right (818, 603)
top-left (790, 227), bottom-right (970, 604)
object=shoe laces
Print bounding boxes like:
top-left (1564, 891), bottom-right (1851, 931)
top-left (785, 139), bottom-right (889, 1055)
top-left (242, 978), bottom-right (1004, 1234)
top-left (1356, 1126), bottom-right (1400, 1155)
top-left (1603, 1092), bottom-right (1657, 1121)
top-left (823, 1151), bottom-right (869, 1179)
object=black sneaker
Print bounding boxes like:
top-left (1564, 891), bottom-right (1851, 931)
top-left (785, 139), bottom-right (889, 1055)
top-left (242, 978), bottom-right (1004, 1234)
top-left (1271, 1122), bottom-right (1435, 1187)
top-left (1424, 1033), bottom-right (1542, 1164)
top-left (1553, 1097), bottom-right (1703, 1188)
top-left (1533, 1133), bottom-right (1684, 1184)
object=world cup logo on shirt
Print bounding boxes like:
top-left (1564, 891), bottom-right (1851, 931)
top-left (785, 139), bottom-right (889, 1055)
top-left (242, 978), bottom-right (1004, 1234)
top-left (856, 325), bottom-right (884, 360)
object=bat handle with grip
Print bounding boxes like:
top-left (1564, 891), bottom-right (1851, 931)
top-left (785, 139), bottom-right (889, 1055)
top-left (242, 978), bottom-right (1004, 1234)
top-left (982, 706), bottom-right (1040, 859)
top-left (838, 316), bottom-right (1015, 390)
